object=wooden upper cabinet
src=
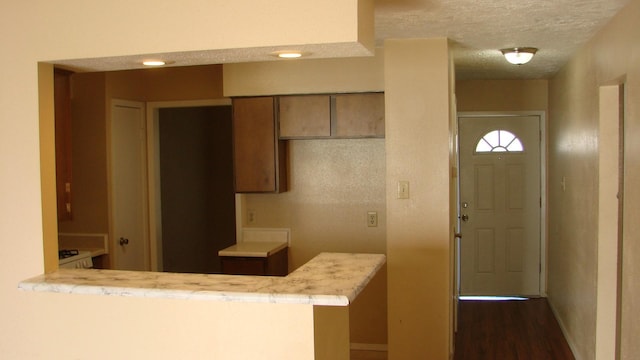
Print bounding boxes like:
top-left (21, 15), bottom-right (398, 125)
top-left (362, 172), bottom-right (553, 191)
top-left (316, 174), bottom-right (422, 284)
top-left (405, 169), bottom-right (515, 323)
top-left (277, 92), bottom-right (385, 139)
top-left (334, 93), bottom-right (385, 138)
top-left (232, 97), bottom-right (287, 193)
top-left (279, 95), bottom-right (331, 138)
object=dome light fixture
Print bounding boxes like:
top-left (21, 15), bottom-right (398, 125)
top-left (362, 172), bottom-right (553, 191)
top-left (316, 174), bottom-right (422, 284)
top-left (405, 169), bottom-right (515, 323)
top-left (500, 47), bottom-right (537, 65)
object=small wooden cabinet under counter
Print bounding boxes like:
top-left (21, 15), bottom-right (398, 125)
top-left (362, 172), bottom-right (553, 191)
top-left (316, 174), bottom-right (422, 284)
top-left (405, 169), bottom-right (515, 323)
top-left (219, 242), bottom-right (288, 276)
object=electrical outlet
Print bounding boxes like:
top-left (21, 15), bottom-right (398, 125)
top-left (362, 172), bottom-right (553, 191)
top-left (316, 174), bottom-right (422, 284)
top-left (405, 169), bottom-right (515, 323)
top-left (248, 209), bottom-right (256, 224)
top-left (367, 211), bottom-right (378, 227)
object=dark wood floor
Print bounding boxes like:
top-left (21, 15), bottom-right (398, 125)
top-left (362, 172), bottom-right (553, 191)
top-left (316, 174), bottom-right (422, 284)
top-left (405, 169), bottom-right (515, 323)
top-left (454, 298), bottom-right (575, 360)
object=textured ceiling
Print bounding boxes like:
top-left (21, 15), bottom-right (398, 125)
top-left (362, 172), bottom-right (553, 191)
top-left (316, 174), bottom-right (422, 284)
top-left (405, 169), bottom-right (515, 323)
top-left (55, 0), bottom-right (631, 80)
top-left (375, 0), bottom-right (631, 79)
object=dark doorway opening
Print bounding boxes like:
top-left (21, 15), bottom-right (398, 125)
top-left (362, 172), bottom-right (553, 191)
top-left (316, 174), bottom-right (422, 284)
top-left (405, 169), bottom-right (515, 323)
top-left (158, 106), bottom-right (235, 273)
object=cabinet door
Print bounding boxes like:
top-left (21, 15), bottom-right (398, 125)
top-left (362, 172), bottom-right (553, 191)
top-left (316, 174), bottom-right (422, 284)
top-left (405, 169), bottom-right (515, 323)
top-left (334, 93), bottom-right (385, 138)
top-left (221, 257), bottom-right (267, 275)
top-left (220, 247), bottom-right (288, 276)
top-left (233, 97), bottom-right (287, 193)
top-left (279, 95), bottom-right (331, 138)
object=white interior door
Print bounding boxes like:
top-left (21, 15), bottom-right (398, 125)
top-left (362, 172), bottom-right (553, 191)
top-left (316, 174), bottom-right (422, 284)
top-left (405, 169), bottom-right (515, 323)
top-left (459, 115), bottom-right (541, 296)
top-left (111, 100), bottom-right (149, 271)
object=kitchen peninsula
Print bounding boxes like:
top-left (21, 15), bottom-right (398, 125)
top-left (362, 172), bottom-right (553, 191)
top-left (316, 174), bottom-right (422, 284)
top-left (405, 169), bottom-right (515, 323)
top-left (21, 253), bottom-right (383, 305)
top-left (19, 253), bottom-right (385, 359)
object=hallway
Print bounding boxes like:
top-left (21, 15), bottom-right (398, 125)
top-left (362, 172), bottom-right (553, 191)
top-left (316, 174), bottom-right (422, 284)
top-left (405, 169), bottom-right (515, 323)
top-left (454, 298), bottom-right (575, 359)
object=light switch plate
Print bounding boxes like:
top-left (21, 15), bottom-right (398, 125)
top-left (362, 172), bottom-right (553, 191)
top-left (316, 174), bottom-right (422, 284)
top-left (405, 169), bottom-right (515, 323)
top-left (398, 181), bottom-right (410, 199)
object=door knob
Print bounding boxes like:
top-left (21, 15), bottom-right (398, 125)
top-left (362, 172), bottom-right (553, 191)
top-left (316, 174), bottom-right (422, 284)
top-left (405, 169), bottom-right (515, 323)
top-left (461, 214), bottom-right (469, 222)
top-left (119, 237), bottom-right (129, 246)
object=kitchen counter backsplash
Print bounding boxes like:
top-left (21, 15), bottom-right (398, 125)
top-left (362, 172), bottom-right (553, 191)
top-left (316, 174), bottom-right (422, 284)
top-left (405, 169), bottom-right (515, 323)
top-left (19, 253), bottom-right (385, 306)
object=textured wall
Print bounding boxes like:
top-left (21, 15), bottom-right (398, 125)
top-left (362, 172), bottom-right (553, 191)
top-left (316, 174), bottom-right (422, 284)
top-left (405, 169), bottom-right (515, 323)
top-left (0, 1), bottom-right (369, 358)
top-left (244, 139), bottom-right (387, 344)
top-left (456, 79), bottom-right (548, 112)
top-left (224, 51), bottom-right (388, 345)
top-left (384, 38), bottom-right (453, 359)
top-left (57, 72), bottom-right (108, 234)
top-left (548, 0), bottom-right (640, 359)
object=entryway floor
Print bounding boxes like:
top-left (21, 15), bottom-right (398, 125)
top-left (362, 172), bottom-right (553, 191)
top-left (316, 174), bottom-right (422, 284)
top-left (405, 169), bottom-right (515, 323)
top-left (454, 298), bottom-right (575, 360)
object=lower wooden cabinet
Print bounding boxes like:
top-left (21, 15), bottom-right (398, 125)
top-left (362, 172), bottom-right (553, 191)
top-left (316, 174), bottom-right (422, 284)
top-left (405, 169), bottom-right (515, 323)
top-left (220, 247), bottom-right (288, 276)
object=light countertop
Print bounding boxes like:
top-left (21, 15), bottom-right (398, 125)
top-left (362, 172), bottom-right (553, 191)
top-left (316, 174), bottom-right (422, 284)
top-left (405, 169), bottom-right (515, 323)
top-left (19, 252), bottom-right (385, 306)
top-left (218, 241), bottom-right (287, 257)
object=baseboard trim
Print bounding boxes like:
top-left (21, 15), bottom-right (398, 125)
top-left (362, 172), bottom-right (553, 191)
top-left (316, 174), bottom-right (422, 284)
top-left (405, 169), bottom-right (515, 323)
top-left (350, 343), bottom-right (388, 352)
top-left (546, 298), bottom-right (580, 360)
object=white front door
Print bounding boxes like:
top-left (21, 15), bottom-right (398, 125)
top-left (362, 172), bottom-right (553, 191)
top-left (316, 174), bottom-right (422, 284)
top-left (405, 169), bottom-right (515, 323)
top-left (110, 100), bottom-right (149, 271)
top-left (459, 115), bottom-right (541, 296)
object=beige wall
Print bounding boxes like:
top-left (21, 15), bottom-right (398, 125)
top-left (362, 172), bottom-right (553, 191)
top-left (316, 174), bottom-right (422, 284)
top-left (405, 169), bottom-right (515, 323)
top-left (38, 64), bottom-right (60, 273)
top-left (384, 38), bottom-right (453, 359)
top-left (224, 52), bottom-right (384, 96)
top-left (53, 48), bottom-right (389, 346)
top-left (456, 79), bottom-right (548, 112)
top-left (224, 42), bottom-right (456, 356)
top-left (0, 1), bottom-right (372, 358)
top-left (59, 66), bottom-right (225, 266)
top-left (23, 1), bottom-right (369, 62)
top-left (58, 72), bottom-right (108, 234)
top-left (241, 139), bottom-right (386, 267)
top-left (224, 52), bottom-right (388, 345)
top-left (9, 0), bottom-right (639, 358)
top-left (107, 65), bottom-right (225, 102)
top-left (548, 0), bottom-right (640, 359)
top-left (242, 139), bottom-right (387, 344)
top-left (9, 292), bottom-right (322, 359)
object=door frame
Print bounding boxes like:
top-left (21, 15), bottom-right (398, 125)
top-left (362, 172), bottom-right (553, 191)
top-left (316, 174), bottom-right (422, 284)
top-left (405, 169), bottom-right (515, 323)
top-left (109, 99), bottom-right (149, 270)
top-left (456, 111), bottom-right (547, 298)
top-left (595, 83), bottom-right (624, 359)
top-left (146, 99), bottom-right (233, 272)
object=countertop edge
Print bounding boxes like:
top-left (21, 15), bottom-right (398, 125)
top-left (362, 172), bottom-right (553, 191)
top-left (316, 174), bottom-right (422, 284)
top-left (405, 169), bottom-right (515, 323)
top-left (344, 255), bottom-right (386, 302)
top-left (18, 252), bottom-right (385, 307)
top-left (17, 281), bottom-right (351, 306)
top-left (218, 241), bottom-right (288, 258)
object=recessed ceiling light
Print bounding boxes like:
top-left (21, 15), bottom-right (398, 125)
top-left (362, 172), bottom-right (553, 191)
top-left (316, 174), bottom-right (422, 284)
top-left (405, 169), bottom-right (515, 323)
top-left (278, 52), bottom-right (302, 59)
top-left (271, 51), bottom-right (305, 59)
top-left (142, 60), bottom-right (166, 66)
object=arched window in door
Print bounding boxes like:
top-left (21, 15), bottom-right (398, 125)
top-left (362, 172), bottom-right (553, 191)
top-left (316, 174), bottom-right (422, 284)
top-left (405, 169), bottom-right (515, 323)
top-left (475, 130), bottom-right (524, 153)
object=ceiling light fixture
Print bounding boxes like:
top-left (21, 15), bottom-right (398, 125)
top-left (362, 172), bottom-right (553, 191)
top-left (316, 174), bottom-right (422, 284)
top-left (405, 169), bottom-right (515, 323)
top-left (272, 51), bottom-right (303, 59)
top-left (142, 60), bottom-right (166, 66)
top-left (500, 47), bottom-right (537, 65)
top-left (278, 52), bottom-right (302, 59)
